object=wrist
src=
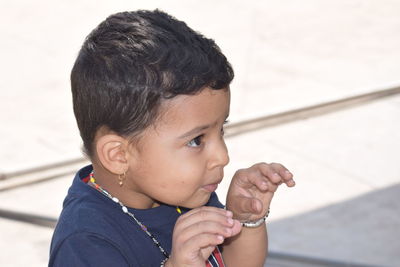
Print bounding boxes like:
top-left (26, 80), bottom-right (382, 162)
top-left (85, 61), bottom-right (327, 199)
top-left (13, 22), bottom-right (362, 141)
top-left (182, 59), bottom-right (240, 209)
top-left (240, 208), bottom-right (270, 228)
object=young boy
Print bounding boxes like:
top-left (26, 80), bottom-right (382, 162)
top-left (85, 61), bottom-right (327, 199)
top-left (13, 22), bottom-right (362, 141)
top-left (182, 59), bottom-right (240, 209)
top-left (49, 10), bottom-right (295, 267)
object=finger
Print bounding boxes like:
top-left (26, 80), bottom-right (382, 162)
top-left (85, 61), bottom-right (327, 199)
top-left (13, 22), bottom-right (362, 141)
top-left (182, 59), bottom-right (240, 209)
top-left (256, 163), bottom-right (283, 184)
top-left (243, 170), bottom-right (269, 191)
top-left (183, 233), bottom-right (224, 254)
top-left (176, 207), bottom-right (234, 231)
top-left (178, 220), bottom-right (236, 242)
top-left (264, 162), bottom-right (295, 187)
top-left (285, 178), bottom-right (296, 187)
top-left (243, 166), bottom-right (282, 192)
top-left (265, 179), bottom-right (279, 192)
top-left (235, 166), bottom-right (274, 191)
top-left (230, 219), bottom-right (242, 236)
top-left (170, 234), bottom-right (223, 265)
top-left (269, 162), bottom-right (295, 187)
top-left (243, 164), bottom-right (283, 192)
top-left (181, 206), bottom-right (231, 220)
top-left (281, 170), bottom-right (295, 187)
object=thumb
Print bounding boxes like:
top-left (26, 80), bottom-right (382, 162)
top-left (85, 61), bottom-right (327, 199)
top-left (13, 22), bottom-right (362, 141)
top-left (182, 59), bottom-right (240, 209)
top-left (235, 196), bottom-right (263, 216)
top-left (200, 246), bottom-right (217, 261)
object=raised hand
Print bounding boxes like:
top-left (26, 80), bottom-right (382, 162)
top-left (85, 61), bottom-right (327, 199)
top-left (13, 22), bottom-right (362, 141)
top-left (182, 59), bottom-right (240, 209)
top-left (225, 162), bottom-right (295, 222)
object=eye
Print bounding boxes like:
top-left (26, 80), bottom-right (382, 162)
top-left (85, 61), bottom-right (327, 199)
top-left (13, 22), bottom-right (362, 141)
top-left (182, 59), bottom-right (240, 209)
top-left (221, 120), bottom-right (229, 136)
top-left (187, 135), bottom-right (203, 147)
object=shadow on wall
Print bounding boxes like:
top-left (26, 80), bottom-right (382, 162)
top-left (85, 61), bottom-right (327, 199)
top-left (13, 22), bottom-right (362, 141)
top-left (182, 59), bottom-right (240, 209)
top-left (266, 183), bottom-right (400, 267)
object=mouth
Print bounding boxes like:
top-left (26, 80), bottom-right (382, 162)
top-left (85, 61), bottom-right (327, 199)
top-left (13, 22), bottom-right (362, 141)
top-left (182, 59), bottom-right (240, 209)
top-left (202, 181), bottom-right (221, 192)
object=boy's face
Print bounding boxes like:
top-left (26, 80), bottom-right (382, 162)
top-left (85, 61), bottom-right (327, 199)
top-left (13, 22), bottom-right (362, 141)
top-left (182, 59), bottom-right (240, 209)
top-left (127, 87), bottom-right (230, 208)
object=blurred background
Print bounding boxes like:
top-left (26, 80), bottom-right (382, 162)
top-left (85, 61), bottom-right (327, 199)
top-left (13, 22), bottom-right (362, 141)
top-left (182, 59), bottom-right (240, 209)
top-left (1, 0), bottom-right (399, 266)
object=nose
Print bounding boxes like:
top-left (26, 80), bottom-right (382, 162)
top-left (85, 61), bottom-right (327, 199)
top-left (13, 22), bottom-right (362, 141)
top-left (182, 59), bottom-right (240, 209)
top-left (207, 139), bottom-right (230, 170)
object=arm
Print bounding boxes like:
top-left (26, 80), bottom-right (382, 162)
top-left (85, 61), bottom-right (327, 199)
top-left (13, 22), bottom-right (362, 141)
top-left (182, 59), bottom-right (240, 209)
top-left (222, 163), bottom-right (295, 267)
top-left (223, 222), bottom-right (268, 267)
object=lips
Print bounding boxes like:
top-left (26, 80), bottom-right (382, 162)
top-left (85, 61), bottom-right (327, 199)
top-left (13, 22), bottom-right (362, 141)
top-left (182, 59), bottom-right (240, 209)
top-left (202, 183), bottom-right (219, 192)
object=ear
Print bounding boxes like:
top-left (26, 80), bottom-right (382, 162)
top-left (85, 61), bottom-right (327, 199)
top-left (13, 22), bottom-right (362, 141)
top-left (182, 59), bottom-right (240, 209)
top-left (95, 134), bottom-right (129, 175)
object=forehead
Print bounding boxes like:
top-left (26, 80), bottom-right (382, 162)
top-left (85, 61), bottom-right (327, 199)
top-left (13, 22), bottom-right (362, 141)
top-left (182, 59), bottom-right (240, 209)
top-left (155, 88), bottom-right (230, 131)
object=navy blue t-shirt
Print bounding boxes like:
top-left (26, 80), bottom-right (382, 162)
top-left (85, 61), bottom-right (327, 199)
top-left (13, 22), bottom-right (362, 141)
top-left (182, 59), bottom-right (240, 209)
top-left (49, 165), bottom-right (225, 267)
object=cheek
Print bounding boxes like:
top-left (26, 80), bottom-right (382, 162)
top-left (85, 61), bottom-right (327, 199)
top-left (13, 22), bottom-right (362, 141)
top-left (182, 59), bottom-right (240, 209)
top-left (177, 159), bottom-right (205, 180)
top-left (152, 149), bottom-right (202, 176)
top-left (159, 182), bottom-right (168, 189)
top-left (139, 144), bottom-right (206, 188)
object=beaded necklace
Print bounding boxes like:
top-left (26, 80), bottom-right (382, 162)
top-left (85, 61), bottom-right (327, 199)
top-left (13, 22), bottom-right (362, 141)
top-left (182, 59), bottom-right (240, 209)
top-left (87, 171), bottom-right (177, 259)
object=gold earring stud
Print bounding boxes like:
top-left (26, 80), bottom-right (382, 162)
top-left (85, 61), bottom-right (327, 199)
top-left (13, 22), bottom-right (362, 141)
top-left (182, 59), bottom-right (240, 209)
top-left (118, 172), bottom-right (126, 187)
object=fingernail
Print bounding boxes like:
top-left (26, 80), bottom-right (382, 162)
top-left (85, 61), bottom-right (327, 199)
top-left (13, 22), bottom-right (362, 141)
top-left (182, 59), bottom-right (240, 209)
top-left (226, 210), bottom-right (233, 217)
top-left (227, 217), bottom-right (234, 225)
top-left (217, 235), bottom-right (224, 241)
top-left (262, 181), bottom-right (268, 189)
top-left (273, 172), bottom-right (280, 177)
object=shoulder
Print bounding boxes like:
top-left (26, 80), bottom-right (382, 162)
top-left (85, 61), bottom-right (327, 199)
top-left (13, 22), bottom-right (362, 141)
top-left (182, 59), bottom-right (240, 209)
top-left (50, 166), bottom-right (132, 264)
top-left (51, 177), bottom-right (129, 249)
top-left (50, 166), bottom-right (164, 266)
top-left (49, 231), bottom-right (135, 267)
top-left (50, 191), bottom-right (138, 266)
top-left (54, 165), bottom-right (120, 234)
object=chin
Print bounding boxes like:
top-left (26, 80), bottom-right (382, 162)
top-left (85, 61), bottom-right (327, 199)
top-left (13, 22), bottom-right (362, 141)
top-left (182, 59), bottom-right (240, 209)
top-left (179, 195), bottom-right (210, 209)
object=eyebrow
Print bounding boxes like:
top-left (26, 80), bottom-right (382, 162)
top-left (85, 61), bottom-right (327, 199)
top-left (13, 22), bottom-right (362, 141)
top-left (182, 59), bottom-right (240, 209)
top-left (178, 114), bottom-right (230, 139)
top-left (178, 125), bottom-right (211, 139)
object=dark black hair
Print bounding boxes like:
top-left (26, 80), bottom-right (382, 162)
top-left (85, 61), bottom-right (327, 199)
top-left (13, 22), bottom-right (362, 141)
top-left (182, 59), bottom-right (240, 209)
top-left (71, 9), bottom-right (234, 158)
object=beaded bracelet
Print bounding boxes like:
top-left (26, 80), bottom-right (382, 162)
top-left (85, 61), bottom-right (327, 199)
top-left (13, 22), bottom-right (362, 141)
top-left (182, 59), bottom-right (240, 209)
top-left (241, 208), bottom-right (270, 228)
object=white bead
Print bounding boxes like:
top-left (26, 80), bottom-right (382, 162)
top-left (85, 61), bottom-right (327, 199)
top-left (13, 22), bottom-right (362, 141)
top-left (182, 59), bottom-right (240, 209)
top-left (112, 197), bottom-right (119, 203)
top-left (122, 206), bottom-right (128, 213)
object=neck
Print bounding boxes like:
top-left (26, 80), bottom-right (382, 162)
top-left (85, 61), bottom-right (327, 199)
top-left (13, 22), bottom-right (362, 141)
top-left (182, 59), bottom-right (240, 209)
top-left (92, 163), bottom-right (158, 209)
